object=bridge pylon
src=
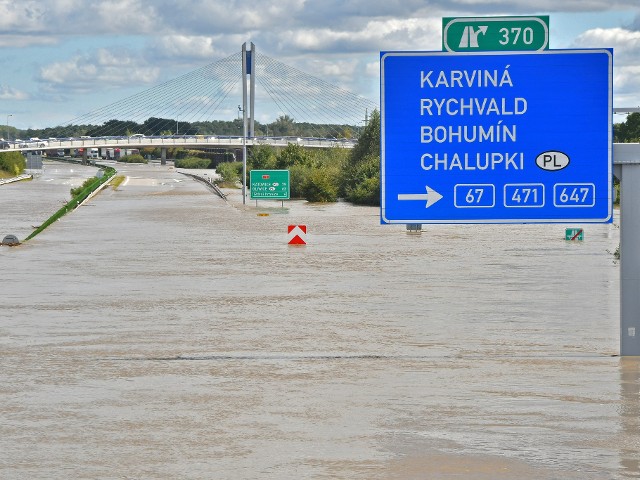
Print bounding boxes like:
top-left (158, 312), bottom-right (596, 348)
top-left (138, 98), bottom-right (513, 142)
top-left (241, 42), bottom-right (256, 138)
top-left (241, 42), bottom-right (256, 203)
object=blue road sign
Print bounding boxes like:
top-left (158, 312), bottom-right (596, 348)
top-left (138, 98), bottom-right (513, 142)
top-left (380, 49), bottom-right (612, 224)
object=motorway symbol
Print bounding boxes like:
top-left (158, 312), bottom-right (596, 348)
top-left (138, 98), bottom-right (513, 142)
top-left (565, 228), bottom-right (584, 241)
top-left (397, 186), bottom-right (443, 208)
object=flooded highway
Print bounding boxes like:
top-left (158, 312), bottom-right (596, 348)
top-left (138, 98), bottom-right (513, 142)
top-left (1, 160), bottom-right (637, 479)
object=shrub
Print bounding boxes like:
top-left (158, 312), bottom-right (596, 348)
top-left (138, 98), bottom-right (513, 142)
top-left (70, 177), bottom-right (101, 197)
top-left (0, 151), bottom-right (26, 176)
top-left (301, 167), bottom-right (339, 202)
top-left (216, 161), bottom-right (242, 184)
top-left (248, 144), bottom-right (277, 170)
top-left (119, 153), bottom-right (147, 163)
top-left (175, 157), bottom-right (211, 169)
top-left (342, 154), bottom-right (380, 206)
top-left (340, 109), bottom-right (380, 206)
top-left (288, 164), bottom-right (311, 198)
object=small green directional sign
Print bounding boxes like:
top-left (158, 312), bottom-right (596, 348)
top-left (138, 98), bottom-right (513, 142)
top-left (250, 169), bottom-right (290, 200)
top-left (443, 16), bottom-right (549, 52)
top-left (565, 228), bottom-right (584, 241)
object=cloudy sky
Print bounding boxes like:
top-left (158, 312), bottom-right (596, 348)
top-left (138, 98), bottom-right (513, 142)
top-left (1, 0), bottom-right (639, 130)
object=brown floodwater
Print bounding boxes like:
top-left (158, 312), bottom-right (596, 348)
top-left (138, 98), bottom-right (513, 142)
top-left (0, 160), bottom-right (637, 479)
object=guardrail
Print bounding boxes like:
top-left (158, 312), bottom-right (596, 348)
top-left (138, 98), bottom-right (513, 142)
top-left (178, 172), bottom-right (227, 200)
top-left (0, 173), bottom-right (32, 186)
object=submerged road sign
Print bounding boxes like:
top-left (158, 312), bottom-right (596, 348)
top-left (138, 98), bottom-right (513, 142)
top-left (565, 228), bottom-right (584, 241)
top-left (250, 169), bottom-right (290, 200)
top-left (380, 49), bottom-right (612, 224)
top-left (443, 16), bottom-right (549, 52)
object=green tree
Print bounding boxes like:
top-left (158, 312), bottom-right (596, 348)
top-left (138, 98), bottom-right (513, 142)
top-left (272, 115), bottom-right (297, 136)
top-left (216, 161), bottom-right (242, 184)
top-left (301, 164), bottom-right (340, 202)
top-left (342, 154), bottom-right (379, 205)
top-left (614, 112), bottom-right (640, 142)
top-left (276, 143), bottom-right (310, 169)
top-left (248, 144), bottom-right (277, 170)
top-left (289, 163), bottom-right (311, 199)
top-left (0, 151), bottom-right (26, 176)
top-left (340, 109), bottom-right (380, 205)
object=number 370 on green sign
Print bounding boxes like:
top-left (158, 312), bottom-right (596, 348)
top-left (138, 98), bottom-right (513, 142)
top-left (442, 16), bottom-right (549, 52)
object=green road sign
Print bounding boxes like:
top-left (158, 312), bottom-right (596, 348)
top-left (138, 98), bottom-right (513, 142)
top-left (250, 169), bottom-right (290, 200)
top-left (443, 16), bottom-right (549, 52)
top-left (565, 228), bottom-right (584, 241)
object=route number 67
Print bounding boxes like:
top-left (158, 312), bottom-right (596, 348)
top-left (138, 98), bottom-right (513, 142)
top-left (454, 184), bottom-right (495, 208)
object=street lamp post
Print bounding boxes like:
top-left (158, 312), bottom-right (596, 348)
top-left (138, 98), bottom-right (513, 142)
top-left (6, 114), bottom-right (12, 141)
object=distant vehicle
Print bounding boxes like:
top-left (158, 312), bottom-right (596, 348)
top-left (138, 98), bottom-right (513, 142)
top-left (80, 136), bottom-right (91, 139)
top-left (88, 148), bottom-right (99, 159)
top-left (0, 141), bottom-right (9, 149)
top-left (129, 133), bottom-right (144, 138)
top-left (29, 138), bottom-right (48, 147)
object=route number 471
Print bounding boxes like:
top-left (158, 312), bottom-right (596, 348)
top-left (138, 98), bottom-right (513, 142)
top-left (504, 184), bottom-right (544, 207)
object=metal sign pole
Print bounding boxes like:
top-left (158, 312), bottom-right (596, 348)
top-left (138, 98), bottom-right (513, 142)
top-left (241, 43), bottom-right (248, 205)
top-left (616, 143), bottom-right (640, 355)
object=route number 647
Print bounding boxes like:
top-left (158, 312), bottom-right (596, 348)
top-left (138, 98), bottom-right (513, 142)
top-left (553, 183), bottom-right (595, 207)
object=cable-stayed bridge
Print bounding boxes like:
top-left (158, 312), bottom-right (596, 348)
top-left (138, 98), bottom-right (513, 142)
top-left (4, 43), bottom-right (378, 155)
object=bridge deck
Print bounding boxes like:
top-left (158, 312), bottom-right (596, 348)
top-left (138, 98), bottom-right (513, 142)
top-left (2, 135), bottom-right (357, 152)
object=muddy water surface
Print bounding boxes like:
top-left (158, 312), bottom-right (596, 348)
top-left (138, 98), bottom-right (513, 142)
top-left (1, 161), bottom-right (637, 479)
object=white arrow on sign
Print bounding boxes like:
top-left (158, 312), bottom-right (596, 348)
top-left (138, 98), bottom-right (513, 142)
top-left (397, 186), bottom-right (443, 208)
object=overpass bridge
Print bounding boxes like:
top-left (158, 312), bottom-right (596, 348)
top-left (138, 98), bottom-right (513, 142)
top-left (4, 134), bottom-right (357, 155)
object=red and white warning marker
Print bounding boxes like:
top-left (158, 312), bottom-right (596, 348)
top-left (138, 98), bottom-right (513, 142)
top-left (288, 225), bottom-right (307, 245)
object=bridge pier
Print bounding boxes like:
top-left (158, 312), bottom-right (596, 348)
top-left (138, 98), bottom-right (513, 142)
top-left (82, 148), bottom-right (88, 165)
top-left (161, 147), bottom-right (167, 166)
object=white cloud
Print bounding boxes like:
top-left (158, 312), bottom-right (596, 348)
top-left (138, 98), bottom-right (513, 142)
top-left (151, 35), bottom-right (220, 60)
top-left (273, 17), bottom-right (441, 53)
top-left (0, 35), bottom-right (57, 48)
top-left (37, 48), bottom-right (160, 93)
top-left (571, 26), bottom-right (640, 104)
top-left (0, 0), bottom-right (47, 32)
top-left (614, 64), bottom-right (640, 98)
top-left (573, 27), bottom-right (640, 62)
top-left (93, 0), bottom-right (160, 32)
top-left (0, 84), bottom-right (29, 100)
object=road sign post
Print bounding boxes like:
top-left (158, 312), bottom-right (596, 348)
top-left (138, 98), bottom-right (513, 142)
top-left (250, 169), bottom-right (290, 200)
top-left (380, 49), bottom-right (612, 224)
top-left (565, 228), bottom-right (584, 241)
top-left (443, 16), bottom-right (549, 52)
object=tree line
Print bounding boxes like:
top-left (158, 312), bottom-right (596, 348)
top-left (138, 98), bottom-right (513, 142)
top-left (15, 115), bottom-right (360, 141)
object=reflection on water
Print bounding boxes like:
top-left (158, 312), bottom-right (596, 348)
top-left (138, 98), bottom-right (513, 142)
top-left (0, 161), bottom-right (636, 479)
top-left (620, 358), bottom-right (640, 478)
